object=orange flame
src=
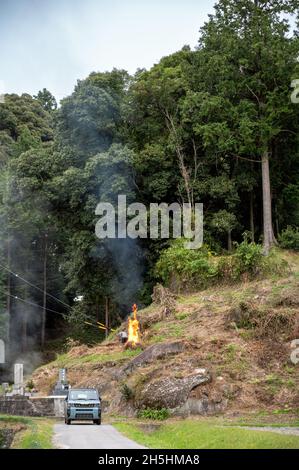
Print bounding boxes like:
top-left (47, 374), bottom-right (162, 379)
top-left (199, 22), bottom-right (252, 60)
top-left (128, 303), bottom-right (140, 346)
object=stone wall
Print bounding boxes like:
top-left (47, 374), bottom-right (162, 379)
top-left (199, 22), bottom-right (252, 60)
top-left (0, 396), bottom-right (65, 417)
top-left (0, 428), bottom-right (16, 449)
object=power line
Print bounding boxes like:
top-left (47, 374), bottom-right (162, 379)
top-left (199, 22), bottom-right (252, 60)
top-left (0, 261), bottom-right (71, 310)
top-left (4, 290), bottom-right (67, 318)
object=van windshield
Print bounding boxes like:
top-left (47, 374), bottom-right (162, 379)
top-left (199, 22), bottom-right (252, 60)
top-left (69, 390), bottom-right (98, 400)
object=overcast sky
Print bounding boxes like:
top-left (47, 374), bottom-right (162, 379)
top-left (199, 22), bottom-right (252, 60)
top-left (0, 0), bottom-right (216, 102)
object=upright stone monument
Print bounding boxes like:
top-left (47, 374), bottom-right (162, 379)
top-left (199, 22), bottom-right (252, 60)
top-left (52, 368), bottom-right (69, 396)
top-left (13, 363), bottom-right (24, 395)
top-left (59, 368), bottom-right (66, 383)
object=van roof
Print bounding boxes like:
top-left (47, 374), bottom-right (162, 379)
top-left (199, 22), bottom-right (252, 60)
top-left (70, 388), bottom-right (97, 391)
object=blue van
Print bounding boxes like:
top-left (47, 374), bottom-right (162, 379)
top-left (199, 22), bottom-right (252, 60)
top-left (64, 388), bottom-right (101, 425)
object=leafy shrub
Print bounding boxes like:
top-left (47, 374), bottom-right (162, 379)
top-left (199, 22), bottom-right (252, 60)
top-left (120, 383), bottom-right (135, 401)
top-left (218, 240), bottom-right (263, 280)
top-left (155, 237), bottom-right (286, 292)
top-left (279, 226), bottom-right (299, 251)
top-left (26, 379), bottom-right (35, 391)
top-left (234, 240), bottom-right (263, 275)
top-left (137, 408), bottom-right (170, 420)
top-left (217, 255), bottom-right (239, 280)
top-left (155, 239), bottom-right (218, 288)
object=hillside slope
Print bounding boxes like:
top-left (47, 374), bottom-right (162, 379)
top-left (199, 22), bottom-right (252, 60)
top-left (32, 251), bottom-right (299, 419)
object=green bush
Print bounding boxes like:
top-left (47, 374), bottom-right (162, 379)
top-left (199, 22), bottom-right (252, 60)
top-left (120, 383), bottom-right (135, 401)
top-left (137, 408), bottom-right (170, 420)
top-left (217, 255), bottom-right (239, 280)
top-left (218, 241), bottom-right (264, 280)
top-left (26, 380), bottom-right (35, 391)
top-left (279, 226), bottom-right (299, 251)
top-left (234, 240), bottom-right (263, 275)
top-left (155, 239), bottom-right (218, 287)
top-left (155, 237), bottom-right (285, 292)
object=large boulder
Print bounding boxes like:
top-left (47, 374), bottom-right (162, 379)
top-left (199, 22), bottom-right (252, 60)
top-left (174, 379), bottom-right (238, 416)
top-left (136, 369), bottom-right (211, 410)
top-left (122, 341), bottom-right (185, 375)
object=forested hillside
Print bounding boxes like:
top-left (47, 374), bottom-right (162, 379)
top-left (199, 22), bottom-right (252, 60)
top-left (0, 0), bottom-right (299, 367)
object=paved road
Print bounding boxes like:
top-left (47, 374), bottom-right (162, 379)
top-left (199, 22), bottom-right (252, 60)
top-left (53, 422), bottom-right (146, 449)
top-left (240, 426), bottom-right (299, 436)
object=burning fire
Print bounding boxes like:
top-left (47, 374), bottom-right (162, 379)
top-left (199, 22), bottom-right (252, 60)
top-left (127, 303), bottom-right (141, 347)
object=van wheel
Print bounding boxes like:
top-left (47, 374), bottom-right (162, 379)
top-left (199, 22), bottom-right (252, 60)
top-left (93, 419), bottom-right (101, 425)
top-left (65, 419), bottom-right (71, 425)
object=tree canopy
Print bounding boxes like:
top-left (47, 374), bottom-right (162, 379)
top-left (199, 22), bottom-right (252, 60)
top-left (0, 0), bottom-right (298, 358)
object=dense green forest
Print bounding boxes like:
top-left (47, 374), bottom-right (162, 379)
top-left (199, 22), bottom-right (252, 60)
top-left (0, 0), bottom-right (299, 360)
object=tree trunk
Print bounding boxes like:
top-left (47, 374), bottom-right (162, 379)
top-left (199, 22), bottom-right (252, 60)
top-left (95, 302), bottom-right (100, 322)
top-left (275, 217), bottom-right (279, 239)
top-left (250, 191), bottom-right (255, 242)
top-left (227, 229), bottom-right (232, 252)
top-left (41, 233), bottom-right (48, 348)
top-left (164, 111), bottom-right (193, 207)
top-left (274, 202), bottom-right (280, 239)
top-left (261, 150), bottom-right (276, 255)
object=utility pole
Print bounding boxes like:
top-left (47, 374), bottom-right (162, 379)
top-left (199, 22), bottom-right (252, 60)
top-left (6, 234), bottom-right (11, 361)
top-left (6, 236), bottom-right (11, 321)
top-left (105, 297), bottom-right (109, 339)
top-left (41, 233), bottom-right (48, 348)
top-left (22, 260), bottom-right (29, 353)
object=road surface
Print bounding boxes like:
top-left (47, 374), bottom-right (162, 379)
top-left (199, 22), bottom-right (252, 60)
top-left (53, 422), bottom-right (146, 449)
top-left (240, 426), bottom-right (299, 436)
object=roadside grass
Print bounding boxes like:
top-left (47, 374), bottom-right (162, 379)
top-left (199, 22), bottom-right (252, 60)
top-left (115, 419), bottom-right (299, 449)
top-left (0, 414), bottom-right (29, 448)
top-left (0, 414), bottom-right (31, 425)
top-left (229, 409), bottom-right (299, 427)
top-left (0, 414), bottom-right (55, 449)
top-left (11, 417), bottom-right (54, 449)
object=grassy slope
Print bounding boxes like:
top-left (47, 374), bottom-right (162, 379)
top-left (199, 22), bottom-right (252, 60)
top-left (32, 249), bottom-right (299, 418)
top-left (11, 249), bottom-right (298, 449)
top-left (0, 415), bottom-right (54, 449)
top-left (115, 419), bottom-right (299, 449)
